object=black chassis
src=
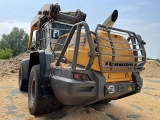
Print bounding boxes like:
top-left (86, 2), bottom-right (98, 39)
top-left (50, 68), bottom-right (142, 105)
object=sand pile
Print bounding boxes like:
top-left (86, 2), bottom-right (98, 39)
top-left (50, 60), bottom-right (71, 68)
top-left (0, 52), bottom-right (160, 79)
top-left (0, 52), bottom-right (30, 77)
top-left (141, 60), bottom-right (160, 78)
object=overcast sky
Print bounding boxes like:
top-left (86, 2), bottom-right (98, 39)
top-left (0, 0), bottom-right (159, 58)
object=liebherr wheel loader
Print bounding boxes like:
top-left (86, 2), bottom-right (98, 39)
top-left (18, 3), bottom-right (146, 115)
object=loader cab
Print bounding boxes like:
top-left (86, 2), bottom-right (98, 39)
top-left (35, 21), bottom-right (72, 52)
top-left (51, 22), bottom-right (72, 39)
top-left (50, 21), bottom-right (73, 57)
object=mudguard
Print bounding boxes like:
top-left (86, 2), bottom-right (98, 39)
top-left (28, 50), bottom-right (54, 96)
top-left (21, 58), bottom-right (30, 80)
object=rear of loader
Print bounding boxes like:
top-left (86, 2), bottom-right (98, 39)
top-left (51, 21), bottom-right (146, 105)
top-left (18, 3), bottom-right (146, 116)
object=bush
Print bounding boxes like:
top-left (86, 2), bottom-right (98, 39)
top-left (147, 57), bottom-right (154, 60)
top-left (155, 59), bottom-right (160, 63)
top-left (0, 48), bottom-right (13, 59)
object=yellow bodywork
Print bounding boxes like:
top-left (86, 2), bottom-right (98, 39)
top-left (28, 25), bottom-right (37, 49)
top-left (64, 30), bottom-right (134, 82)
top-left (28, 4), bottom-right (135, 83)
top-left (28, 4), bottom-right (52, 49)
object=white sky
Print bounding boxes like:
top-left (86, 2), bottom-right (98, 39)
top-left (0, 0), bottom-right (160, 58)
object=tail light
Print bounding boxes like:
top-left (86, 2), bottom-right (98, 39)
top-left (73, 73), bottom-right (89, 81)
top-left (73, 73), bottom-right (80, 80)
top-left (81, 74), bottom-right (87, 80)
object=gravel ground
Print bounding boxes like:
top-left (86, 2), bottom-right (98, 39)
top-left (0, 74), bottom-right (160, 120)
top-left (0, 54), bottom-right (160, 120)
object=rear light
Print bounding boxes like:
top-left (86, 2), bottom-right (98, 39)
top-left (81, 74), bottom-right (87, 80)
top-left (73, 73), bottom-right (89, 81)
top-left (73, 73), bottom-right (80, 80)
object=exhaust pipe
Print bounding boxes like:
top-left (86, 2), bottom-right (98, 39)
top-left (103, 9), bottom-right (118, 27)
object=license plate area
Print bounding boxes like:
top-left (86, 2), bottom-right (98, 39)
top-left (104, 82), bottom-right (136, 96)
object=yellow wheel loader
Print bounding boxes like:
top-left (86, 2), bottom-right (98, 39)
top-left (18, 3), bottom-right (146, 115)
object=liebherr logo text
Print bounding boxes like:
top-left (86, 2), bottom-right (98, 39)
top-left (106, 62), bottom-right (133, 66)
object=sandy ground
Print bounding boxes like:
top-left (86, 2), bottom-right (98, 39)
top-left (0, 53), bottom-right (160, 120)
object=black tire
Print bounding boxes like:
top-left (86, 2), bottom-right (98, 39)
top-left (28, 65), bottom-right (63, 115)
top-left (93, 99), bottom-right (111, 105)
top-left (19, 64), bottom-right (28, 91)
top-left (99, 99), bottom-right (111, 104)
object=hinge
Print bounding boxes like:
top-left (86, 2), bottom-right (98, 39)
top-left (88, 52), bottom-right (99, 57)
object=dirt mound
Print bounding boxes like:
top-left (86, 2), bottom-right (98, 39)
top-left (0, 52), bottom-right (30, 77)
top-left (141, 60), bottom-right (160, 78)
top-left (1, 53), bottom-right (160, 79)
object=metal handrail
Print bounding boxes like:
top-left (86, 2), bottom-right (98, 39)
top-left (100, 44), bottom-right (142, 51)
top-left (98, 36), bottom-right (140, 45)
top-left (56, 21), bottom-right (95, 70)
top-left (95, 24), bottom-right (146, 73)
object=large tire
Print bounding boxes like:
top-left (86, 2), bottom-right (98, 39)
top-left (98, 99), bottom-right (111, 104)
top-left (93, 99), bottom-right (111, 105)
top-left (28, 65), bottom-right (63, 115)
top-left (19, 64), bottom-right (28, 91)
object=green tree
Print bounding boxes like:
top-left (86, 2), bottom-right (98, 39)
top-left (0, 38), bottom-right (10, 49)
top-left (1, 27), bottom-right (29, 57)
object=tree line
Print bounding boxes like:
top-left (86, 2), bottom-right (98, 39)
top-left (0, 27), bottom-right (29, 59)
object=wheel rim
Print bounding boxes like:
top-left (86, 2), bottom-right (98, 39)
top-left (31, 76), bottom-right (36, 104)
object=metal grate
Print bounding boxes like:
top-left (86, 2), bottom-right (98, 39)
top-left (95, 24), bottom-right (146, 73)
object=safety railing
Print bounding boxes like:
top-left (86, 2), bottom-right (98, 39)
top-left (95, 24), bottom-right (146, 73)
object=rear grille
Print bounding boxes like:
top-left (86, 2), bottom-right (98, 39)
top-left (95, 24), bottom-right (146, 73)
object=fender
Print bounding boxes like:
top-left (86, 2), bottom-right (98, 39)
top-left (19, 58), bottom-right (30, 90)
top-left (28, 50), bottom-right (54, 96)
top-left (28, 50), bottom-right (53, 77)
top-left (21, 58), bottom-right (30, 80)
